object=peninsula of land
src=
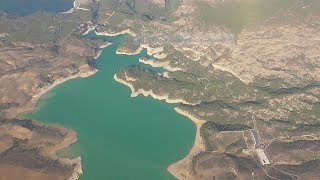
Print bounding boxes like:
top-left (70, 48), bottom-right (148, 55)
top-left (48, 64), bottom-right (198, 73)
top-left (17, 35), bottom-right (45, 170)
top-left (1, 0), bottom-right (320, 179)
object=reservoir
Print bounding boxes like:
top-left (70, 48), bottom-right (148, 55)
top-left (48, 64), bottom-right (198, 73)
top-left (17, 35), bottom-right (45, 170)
top-left (0, 0), bottom-right (74, 16)
top-left (27, 35), bottom-right (196, 179)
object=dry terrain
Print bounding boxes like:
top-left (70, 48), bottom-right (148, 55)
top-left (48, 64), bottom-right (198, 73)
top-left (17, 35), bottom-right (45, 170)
top-left (1, 0), bottom-right (320, 179)
top-left (99, 0), bottom-right (320, 179)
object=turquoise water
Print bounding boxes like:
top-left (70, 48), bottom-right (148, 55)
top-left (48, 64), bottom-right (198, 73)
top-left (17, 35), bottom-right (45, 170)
top-left (0, 0), bottom-right (74, 16)
top-left (27, 35), bottom-right (195, 179)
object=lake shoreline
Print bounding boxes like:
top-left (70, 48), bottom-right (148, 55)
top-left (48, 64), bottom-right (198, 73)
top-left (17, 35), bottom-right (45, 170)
top-left (114, 74), bottom-right (195, 105)
top-left (17, 30), bottom-right (107, 180)
top-left (12, 69), bottom-right (98, 120)
top-left (167, 108), bottom-right (205, 179)
top-left (15, 43), bottom-right (102, 179)
top-left (26, 31), bottom-right (197, 179)
top-left (17, 70), bottom-right (97, 180)
top-left (114, 73), bottom-right (203, 179)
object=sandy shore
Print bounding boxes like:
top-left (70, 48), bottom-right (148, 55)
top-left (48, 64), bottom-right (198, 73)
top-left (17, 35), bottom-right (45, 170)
top-left (50, 127), bottom-right (82, 180)
top-left (93, 42), bottom-right (113, 59)
top-left (29, 121), bottom-right (83, 180)
top-left (139, 58), bottom-right (182, 72)
top-left (114, 74), bottom-right (196, 105)
top-left (12, 69), bottom-right (97, 120)
top-left (95, 29), bottom-right (136, 37)
top-left (99, 42), bottom-right (112, 49)
top-left (64, 157), bottom-right (83, 180)
top-left (15, 30), bottom-right (113, 179)
top-left (116, 44), bottom-right (167, 59)
top-left (116, 46), bottom-right (144, 56)
top-left (167, 108), bottom-right (206, 180)
top-left (94, 50), bottom-right (103, 59)
top-left (21, 70), bottom-right (96, 179)
top-left (114, 73), bottom-right (206, 179)
top-left (32, 70), bottom-right (96, 105)
top-left (42, 124), bottom-right (82, 180)
top-left (11, 26), bottom-right (203, 179)
top-left (61, 0), bottom-right (91, 14)
top-left (17, 35), bottom-right (110, 178)
top-left (22, 38), bottom-right (111, 116)
top-left (95, 29), bottom-right (168, 61)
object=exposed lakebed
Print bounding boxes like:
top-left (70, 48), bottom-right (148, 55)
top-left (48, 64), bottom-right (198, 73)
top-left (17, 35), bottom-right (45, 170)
top-left (27, 34), bottom-right (196, 179)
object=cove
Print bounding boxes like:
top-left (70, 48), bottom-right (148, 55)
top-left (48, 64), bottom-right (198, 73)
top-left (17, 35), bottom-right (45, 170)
top-left (0, 0), bottom-right (74, 16)
top-left (27, 35), bottom-right (196, 179)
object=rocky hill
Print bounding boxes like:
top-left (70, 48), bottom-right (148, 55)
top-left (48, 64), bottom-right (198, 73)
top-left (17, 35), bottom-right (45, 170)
top-left (1, 0), bottom-right (320, 179)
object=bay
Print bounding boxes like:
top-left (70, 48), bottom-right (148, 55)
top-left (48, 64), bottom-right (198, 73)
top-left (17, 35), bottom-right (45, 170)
top-left (27, 35), bottom-right (196, 180)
